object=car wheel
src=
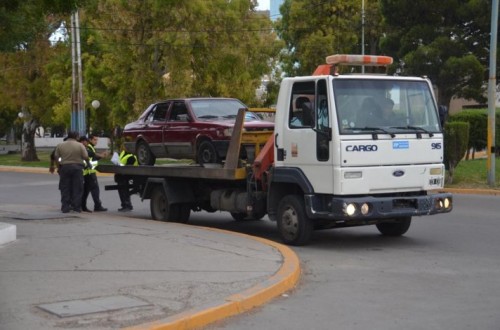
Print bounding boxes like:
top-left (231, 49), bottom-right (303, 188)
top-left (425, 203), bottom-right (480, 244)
top-left (277, 195), bottom-right (313, 246)
top-left (376, 217), bottom-right (412, 236)
top-left (197, 140), bottom-right (219, 165)
top-left (137, 141), bottom-right (156, 165)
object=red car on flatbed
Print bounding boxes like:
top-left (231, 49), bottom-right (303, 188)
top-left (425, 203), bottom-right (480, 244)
top-left (122, 97), bottom-right (274, 165)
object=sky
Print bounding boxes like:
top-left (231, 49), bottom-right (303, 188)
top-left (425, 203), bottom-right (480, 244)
top-left (256, 0), bottom-right (270, 11)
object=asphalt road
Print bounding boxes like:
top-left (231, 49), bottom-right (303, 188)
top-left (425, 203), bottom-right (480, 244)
top-left (1, 171), bottom-right (500, 330)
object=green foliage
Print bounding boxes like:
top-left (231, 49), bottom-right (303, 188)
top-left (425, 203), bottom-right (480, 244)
top-left (444, 121), bottom-right (470, 184)
top-left (448, 109), bottom-right (500, 157)
top-left (0, 0), bottom-right (86, 51)
top-left (448, 110), bottom-right (487, 152)
top-left (275, 0), bottom-right (363, 77)
top-left (80, 0), bottom-right (280, 128)
top-left (380, 0), bottom-right (489, 108)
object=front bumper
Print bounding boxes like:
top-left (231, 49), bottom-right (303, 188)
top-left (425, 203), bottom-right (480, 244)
top-left (305, 192), bottom-right (453, 222)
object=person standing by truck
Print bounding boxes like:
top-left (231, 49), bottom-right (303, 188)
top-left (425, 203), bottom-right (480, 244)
top-left (54, 131), bottom-right (89, 213)
top-left (115, 148), bottom-right (138, 212)
top-left (80, 135), bottom-right (108, 212)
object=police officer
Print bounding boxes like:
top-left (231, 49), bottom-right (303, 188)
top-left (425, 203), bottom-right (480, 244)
top-left (54, 131), bottom-right (89, 213)
top-left (115, 149), bottom-right (138, 212)
top-left (80, 135), bottom-right (108, 212)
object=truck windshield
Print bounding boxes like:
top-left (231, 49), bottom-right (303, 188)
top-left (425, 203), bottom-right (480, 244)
top-left (332, 78), bottom-right (441, 135)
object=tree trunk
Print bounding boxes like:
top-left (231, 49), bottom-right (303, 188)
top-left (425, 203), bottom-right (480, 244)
top-left (21, 118), bottom-right (39, 162)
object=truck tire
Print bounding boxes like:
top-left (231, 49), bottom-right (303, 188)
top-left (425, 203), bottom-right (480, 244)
top-left (376, 217), bottom-right (412, 236)
top-left (197, 141), bottom-right (219, 165)
top-left (175, 204), bottom-right (191, 223)
top-left (137, 141), bottom-right (156, 166)
top-left (150, 186), bottom-right (179, 221)
top-left (277, 195), bottom-right (313, 246)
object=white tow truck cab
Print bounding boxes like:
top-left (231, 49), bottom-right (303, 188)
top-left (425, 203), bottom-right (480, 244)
top-left (99, 54), bottom-right (452, 246)
top-left (268, 55), bottom-right (452, 243)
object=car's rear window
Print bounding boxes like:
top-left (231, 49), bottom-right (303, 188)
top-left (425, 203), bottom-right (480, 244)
top-left (190, 99), bottom-right (247, 119)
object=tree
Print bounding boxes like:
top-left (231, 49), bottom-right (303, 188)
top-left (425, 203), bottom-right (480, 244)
top-left (380, 0), bottom-right (490, 108)
top-left (275, 0), bottom-right (384, 77)
top-left (0, 0), bottom-right (86, 161)
top-left (76, 0), bottom-right (279, 130)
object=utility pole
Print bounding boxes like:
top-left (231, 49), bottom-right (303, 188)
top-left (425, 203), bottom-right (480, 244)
top-left (70, 10), bottom-right (86, 136)
top-left (487, 0), bottom-right (498, 187)
top-left (361, 0), bottom-right (365, 73)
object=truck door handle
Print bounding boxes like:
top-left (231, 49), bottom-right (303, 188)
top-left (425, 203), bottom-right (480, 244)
top-left (275, 133), bottom-right (279, 148)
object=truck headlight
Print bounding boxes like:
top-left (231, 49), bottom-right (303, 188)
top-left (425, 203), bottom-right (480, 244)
top-left (344, 203), bottom-right (357, 216)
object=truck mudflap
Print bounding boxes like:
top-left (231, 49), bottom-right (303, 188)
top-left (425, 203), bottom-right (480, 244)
top-left (304, 192), bottom-right (453, 222)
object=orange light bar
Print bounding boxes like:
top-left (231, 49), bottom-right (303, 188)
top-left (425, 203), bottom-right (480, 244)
top-left (326, 54), bottom-right (393, 66)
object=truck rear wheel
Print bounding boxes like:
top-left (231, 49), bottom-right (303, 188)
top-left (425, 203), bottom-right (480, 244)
top-left (277, 195), bottom-right (313, 246)
top-left (376, 217), bottom-right (412, 236)
top-left (150, 186), bottom-right (179, 221)
top-left (175, 204), bottom-right (191, 223)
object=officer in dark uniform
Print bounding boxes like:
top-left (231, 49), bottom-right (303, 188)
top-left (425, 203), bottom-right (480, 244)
top-left (54, 131), bottom-right (89, 213)
top-left (115, 149), bottom-right (138, 212)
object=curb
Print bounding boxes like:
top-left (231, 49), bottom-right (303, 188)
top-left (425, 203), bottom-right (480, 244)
top-left (125, 227), bottom-right (301, 330)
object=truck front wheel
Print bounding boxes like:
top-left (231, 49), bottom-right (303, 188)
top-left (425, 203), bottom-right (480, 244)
top-left (376, 217), bottom-right (412, 236)
top-left (277, 195), bottom-right (313, 246)
top-left (150, 186), bottom-right (179, 221)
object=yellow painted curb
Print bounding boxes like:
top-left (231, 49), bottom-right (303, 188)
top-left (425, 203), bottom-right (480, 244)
top-left (124, 227), bottom-right (301, 330)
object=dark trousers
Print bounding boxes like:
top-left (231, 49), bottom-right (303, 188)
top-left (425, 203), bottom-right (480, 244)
top-left (59, 164), bottom-right (84, 212)
top-left (82, 173), bottom-right (102, 209)
top-left (115, 174), bottom-right (132, 208)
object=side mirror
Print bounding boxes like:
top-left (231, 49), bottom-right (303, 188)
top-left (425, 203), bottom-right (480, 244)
top-left (438, 105), bottom-right (448, 127)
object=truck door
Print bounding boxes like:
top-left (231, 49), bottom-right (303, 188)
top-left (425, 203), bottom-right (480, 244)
top-left (281, 79), bottom-right (334, 194)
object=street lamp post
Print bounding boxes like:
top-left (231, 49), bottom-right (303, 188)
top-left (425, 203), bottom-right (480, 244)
top-left (17, 111), bottom-right (24, 153)
top-left (90, 100), bottom-right (100, 135)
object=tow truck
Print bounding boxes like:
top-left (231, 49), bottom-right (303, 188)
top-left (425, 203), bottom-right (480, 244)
top-left (98, 54), bottom-right (453, 246)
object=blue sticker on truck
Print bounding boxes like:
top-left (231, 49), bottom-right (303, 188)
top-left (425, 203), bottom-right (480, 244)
top-left (393, 140), bottom-right (409, 149)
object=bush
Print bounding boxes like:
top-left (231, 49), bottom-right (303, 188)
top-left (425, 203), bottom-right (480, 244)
top-left (444, 121), bottom-right (470, 184)
top-left (448, 109), bottom-right (500, 158)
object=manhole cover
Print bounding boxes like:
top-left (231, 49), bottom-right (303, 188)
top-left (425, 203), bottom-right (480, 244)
top-left (37, 295), bottom-right (150, 318)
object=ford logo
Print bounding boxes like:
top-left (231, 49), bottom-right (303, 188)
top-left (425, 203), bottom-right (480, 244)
top-left (393, 170), bottom-right (405, 177)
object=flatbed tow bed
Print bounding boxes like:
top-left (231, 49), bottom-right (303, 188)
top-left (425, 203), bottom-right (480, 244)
top-left (97, 164), bottom-right (248, 181)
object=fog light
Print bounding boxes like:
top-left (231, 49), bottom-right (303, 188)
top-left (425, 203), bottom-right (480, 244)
top-left (360, 203), bottom-right (370, 215)
top-left (344, 203), bottom-right (357, 216)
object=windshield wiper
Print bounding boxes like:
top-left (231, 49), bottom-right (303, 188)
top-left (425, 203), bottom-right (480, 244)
top-left (222, 114), bottom-right (237, 119)
top-left (390, 125), bottom-right (434, 138)
top-left (344, 127), bottom-right (396, 139)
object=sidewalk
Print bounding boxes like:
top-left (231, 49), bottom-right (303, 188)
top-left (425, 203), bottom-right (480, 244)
top-left (0, 204), bottom-right (299, 330)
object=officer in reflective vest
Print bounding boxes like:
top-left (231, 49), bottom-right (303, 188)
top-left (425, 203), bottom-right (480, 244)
top-left (79, 135), bottom-right (108, 212)
top-left (116, 149), bottom-right (138, 212)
